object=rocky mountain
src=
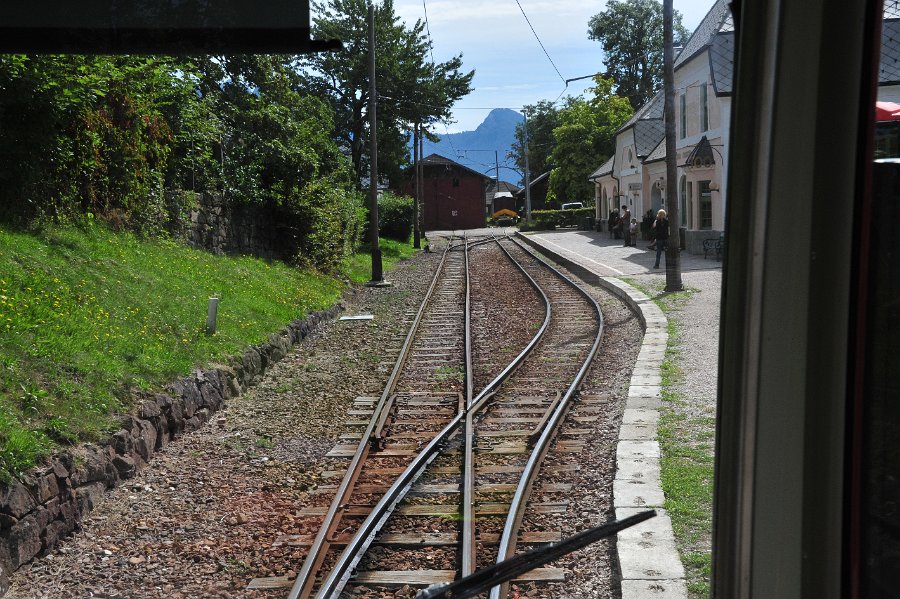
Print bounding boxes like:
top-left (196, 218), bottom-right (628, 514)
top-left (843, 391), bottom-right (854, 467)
top-left (413, 108), bottom-right (523, 185)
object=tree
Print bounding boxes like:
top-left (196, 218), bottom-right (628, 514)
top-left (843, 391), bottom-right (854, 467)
top-left (302, 0), bottom-right (474, 186)
top-left (546, 77), bottom-right (633, 206)
top-left (588, 0), bottom-right (690, 110)
top-left (508, 100), bottom-right (560, 185)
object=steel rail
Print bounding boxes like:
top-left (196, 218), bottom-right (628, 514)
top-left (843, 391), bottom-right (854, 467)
top-left (315, 235), bottom-right (554, 598)
top-left (287, 236), bottom-right (457, 599)
top-left (312, 233), bottom-right (470, 599)
top-left (489, 236), bottom-right (605, 599)
top-left (460, 233), bottom-right (553, 577)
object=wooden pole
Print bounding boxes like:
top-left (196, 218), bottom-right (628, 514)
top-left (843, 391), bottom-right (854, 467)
top-left (413, 122), bottom-right (421, 248)
top-left (663, 0), bottom-right (683, 291)
top-left (419, 126), bottom-right (425, 240)
top-left (368, 3), bottom-right (383, 283)
top-left (523, 110), bottom-right (532, 221)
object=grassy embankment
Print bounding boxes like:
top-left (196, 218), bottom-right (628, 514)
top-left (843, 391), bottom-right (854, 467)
top-left (0, 223), bottom-right (416, 482)
top-left (622, 277), bottom-right (714, 599)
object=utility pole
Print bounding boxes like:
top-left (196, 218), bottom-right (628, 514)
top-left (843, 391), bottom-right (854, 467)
top-left (413, 122), bottom-right (421, 248)
top-left (523, 110), bottom-right (532, 221)
top-left (367, 3), bottom-right (384, 285)
top-left (495, 150), bottom-right (500, 214)
top-left (663, 0), bottom-right (683, 291)
top-left (419, 125), bottom-right (425, 241)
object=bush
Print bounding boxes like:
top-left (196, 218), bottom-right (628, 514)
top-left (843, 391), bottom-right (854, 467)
top-left (527, 207), bottom-right (595, 229)
top-left (280, 180), bottom-right (366, 272)
top-left (375, 192), bottom-right (414, 241)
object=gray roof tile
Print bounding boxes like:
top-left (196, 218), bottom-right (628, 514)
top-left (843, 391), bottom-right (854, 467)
top-left (644, 139), bottom-right (666, 164)
top-left (617, 90), bottom-right (664, 134)
top-left (674, 0), bottom-right (731, 70)
top-left (634, 118), bottom-right (666, 158)
top-left (709, 31), bottom-right (734, 95)
top-left (588, 155), bottom-right (615, 180)
top-left (882, 19), bottom-right (900, 85)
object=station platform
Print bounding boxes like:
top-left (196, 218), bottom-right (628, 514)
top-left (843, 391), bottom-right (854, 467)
top-left (516, 228), bottom-right (722, 278)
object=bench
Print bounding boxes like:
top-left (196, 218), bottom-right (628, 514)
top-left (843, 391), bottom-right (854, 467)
top-left (703, 235), bottom-right (725, 260)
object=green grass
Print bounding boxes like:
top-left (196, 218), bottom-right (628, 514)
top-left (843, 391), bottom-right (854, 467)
top-left (621, 277), bottom-right (713, 598)
top-left (344, 237), bottom-right (418, 284)
top-left (0, 222), bottom-right (346, 481)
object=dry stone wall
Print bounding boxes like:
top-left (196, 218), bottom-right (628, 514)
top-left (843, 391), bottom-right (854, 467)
top-left (169, 191), bottom-right (292, 261)
top-left (0, 305), bottom-right (341, 596)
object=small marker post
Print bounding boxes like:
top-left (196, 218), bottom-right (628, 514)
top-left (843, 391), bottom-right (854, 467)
top-left (206, 297), bottom-right (219, 334)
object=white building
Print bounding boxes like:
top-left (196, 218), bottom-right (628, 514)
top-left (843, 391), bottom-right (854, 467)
top-left (591, 0), bottom-right (732, 253)
top-left (590, 0), bottom-right (900, 254)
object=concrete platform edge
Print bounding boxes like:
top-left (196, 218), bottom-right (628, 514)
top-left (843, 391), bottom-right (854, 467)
top-left (515, 231), bottom-right (687, 598)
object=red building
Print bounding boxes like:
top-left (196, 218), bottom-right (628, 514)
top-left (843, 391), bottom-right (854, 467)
top-left (401, 154), bottom-right (492, 231)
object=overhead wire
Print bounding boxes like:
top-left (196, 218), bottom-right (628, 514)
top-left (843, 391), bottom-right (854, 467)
top-left (513, 0), bottom-right (566, 85)
top-left (419, 0), bottom-right (462, 160)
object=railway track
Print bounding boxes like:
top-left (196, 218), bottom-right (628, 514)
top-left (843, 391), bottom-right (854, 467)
top-left (290, 235), bottom-right (604, 598)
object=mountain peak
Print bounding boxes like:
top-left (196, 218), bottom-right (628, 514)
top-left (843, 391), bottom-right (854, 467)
top-left (476, 108), bottom-right (524, 133)
top-left (411, 109), bottom-right (524, 185)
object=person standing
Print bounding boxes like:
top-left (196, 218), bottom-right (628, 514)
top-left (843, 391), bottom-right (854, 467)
top-left (652, 208), bottom-right (670, 268)
top-left (621, 205), bottom-right (632, 246)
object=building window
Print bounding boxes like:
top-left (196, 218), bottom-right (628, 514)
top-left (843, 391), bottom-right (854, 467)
top-left (700, 179), bottom-right (712, 229)
top-left (679, 175), bottom-right (687, 227)
top-left (680, 93), bottom-right (686, 139)
top-left (700, 82), bottom-right (709, 132)
top-left (687, 181), bottom-right (693, 228)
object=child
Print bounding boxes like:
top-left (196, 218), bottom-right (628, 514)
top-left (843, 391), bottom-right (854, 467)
top-left (629, 218), bottom-right (638, 242)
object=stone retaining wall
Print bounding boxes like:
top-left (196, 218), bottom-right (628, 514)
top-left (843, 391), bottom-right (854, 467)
top-left (168, 191), bottom-right (293, 261)
top-left (0, 305), bottom-right (341, 595)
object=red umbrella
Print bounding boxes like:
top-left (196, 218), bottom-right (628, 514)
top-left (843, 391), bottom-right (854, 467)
top-left (876, 101), bottom-right (900, 121)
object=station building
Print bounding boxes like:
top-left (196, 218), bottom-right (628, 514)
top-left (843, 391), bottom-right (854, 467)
top-left (590, 0), bottom-right (900, 254)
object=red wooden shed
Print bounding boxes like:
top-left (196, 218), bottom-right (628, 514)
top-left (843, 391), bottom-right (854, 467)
top-left (401, 154), bottom-right (493, 231)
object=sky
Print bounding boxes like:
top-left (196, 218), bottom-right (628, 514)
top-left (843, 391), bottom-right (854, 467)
top-left (391, 0), bottom-right (716, 133)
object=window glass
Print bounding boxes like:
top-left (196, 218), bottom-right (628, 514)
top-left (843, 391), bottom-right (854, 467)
top-left (700, 180), bottom-right (712, 229)
top-left (680, 176), bottom-right (687, 227)
top-left (860, 3), bottom-right (900, 592)
top-left (687, 181), bottom-right (693, 228)
top-left (701, 82), bottom-right (709, 132)
top-left (680, 93), bottom-right (687, 139)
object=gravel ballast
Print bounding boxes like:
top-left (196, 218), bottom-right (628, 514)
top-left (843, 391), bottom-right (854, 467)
top-left (7, 237), bottom-right (647, 598)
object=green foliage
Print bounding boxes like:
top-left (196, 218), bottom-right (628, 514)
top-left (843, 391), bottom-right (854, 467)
top-left (376, 192), bottom-right (414, 241)
top-left (0, 54), bottom-right (363, 272)
top-left (0, 222), bottom-right (345, 481)
top-left (0, 56), bottom-right (189, 232)
top-left (509, 100), bottom-right (560, 186)
top-left (280, 181), bottom-right (366, 272)
top-left (343, 237), bottom-right (417, 284)
top-left (304, 0), bottom-right (474, 186)
top-left (523, 207), bottom-right (595, 230)
top-left (588, 0), bottom-right (690, 109)
top-left (547, 77), bottom-right (633, 204)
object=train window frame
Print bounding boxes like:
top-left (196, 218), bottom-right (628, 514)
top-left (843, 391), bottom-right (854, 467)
top-left (714, 0), bottom-right (883, 596)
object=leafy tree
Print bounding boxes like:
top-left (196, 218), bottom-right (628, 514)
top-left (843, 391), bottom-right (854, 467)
top-left (546, 77), bottom-right (633, 205)
top-left (302, 0), bottom-right (474, 185)
top-left (0, 55), bottom-right (193, 230)
top-left (588, 0), bottom-right (690, 109)
top-left (508, 100), bottom-right (560, 186)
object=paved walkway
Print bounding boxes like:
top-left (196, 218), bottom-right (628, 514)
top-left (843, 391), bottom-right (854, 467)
top-left (522, 228), bottom-right (722, 277)
top-left (519, 228), bottom-right (722, 599)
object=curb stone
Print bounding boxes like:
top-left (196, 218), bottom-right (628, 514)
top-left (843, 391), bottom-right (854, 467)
top-left (0, 303), bottom-right (342, 595)
top-left (516, 232), bottom-right (688, 598)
